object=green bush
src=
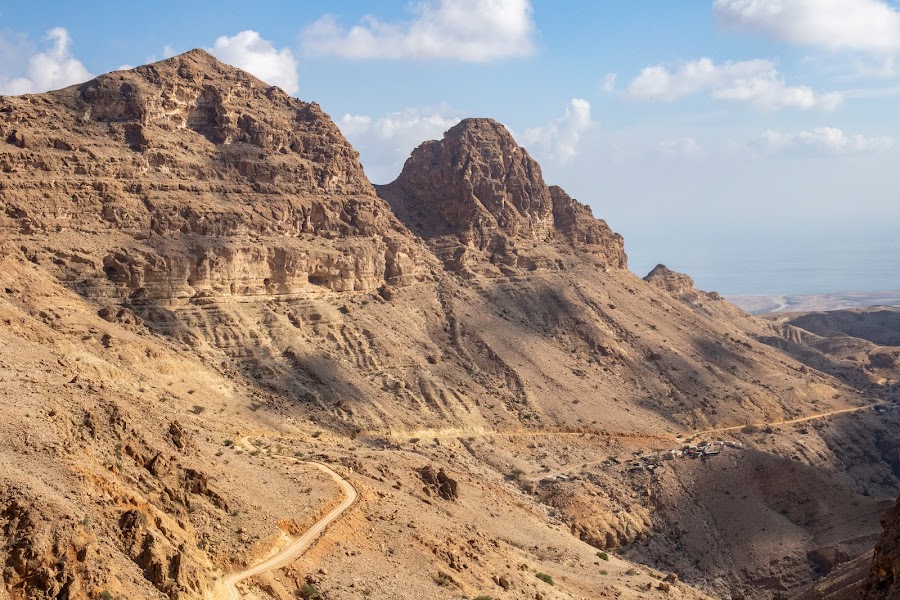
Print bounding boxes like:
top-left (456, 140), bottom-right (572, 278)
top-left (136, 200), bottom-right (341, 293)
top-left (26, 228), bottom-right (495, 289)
top-left (535, 572), bottom-right (554, 585)
top-left (597, 551), bottom-right (609, 560)
top-left (299, 582), bottom-right (320, 599)
top-left (99, 591), bottom-right (113, 600)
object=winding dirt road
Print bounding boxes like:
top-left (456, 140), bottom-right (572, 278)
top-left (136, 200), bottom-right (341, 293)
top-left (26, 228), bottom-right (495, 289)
top-left (219, 461), bottom-right (357, 600)
top-left (693, 401), bottom-right (883, 438)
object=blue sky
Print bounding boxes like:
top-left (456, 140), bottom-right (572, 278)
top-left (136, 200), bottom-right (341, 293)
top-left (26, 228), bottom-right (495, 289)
top-left (2, 1), bottom-right (899, 295)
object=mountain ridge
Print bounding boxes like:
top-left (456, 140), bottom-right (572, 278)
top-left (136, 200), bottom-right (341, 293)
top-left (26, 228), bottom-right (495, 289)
top-left (1, 50), bottom-right (899, 600)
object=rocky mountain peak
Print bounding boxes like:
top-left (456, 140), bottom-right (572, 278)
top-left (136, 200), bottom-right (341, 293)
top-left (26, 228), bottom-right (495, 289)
top-left (386, 117), bottom-right (553, 238)
top-left (66, 50), bottom-right (373, 195)
top-left (377, 119), bottom-right (625, 274)
top-left (0, 52), bottom-right (427, 298)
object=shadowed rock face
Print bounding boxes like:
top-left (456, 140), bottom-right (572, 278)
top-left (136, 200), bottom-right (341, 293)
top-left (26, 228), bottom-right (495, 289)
top-left (377, 118), bottom-right (626, 275)
top-left (0, 49), bottom-right (427, 298)
top-left (866, 496), bottom-right (900, 599)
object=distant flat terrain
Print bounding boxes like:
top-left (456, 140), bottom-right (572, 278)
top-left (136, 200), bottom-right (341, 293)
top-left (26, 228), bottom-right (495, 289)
top-left (728, 290), bottom-right (900, 315)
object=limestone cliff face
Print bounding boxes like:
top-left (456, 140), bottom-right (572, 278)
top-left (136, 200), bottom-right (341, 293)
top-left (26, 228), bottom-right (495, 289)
top-left (0, 49), bottom-right (427, 298)
top-left (865, 496), bottom-right (900, 599)
top-left (377, 118), bottom-right (626, 275)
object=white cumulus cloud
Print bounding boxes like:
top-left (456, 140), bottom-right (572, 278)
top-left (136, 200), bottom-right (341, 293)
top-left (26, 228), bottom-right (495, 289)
top-left (0, 27), bottom-right (92, 95)
top-left (338, 107), bottom-right (461, 183)
top-left (751, 127), bottom-right (895, 155)
top-left (302, 0), bottom-right (535, 62)
top-left (519, 98), bottom-right (592, 163)
top-left (714, 0), bottom-right (900, 54)
top-left (627, 57), bottom-right (841, 111)
top-left (209, 31), bottom-right (299, 95)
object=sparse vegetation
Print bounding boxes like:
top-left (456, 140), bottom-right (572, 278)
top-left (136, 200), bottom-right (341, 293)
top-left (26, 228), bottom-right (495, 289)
top-left (189, 404), bottom-right (205, 414)
top-left (597, 551), bottom-right (609, 561)
top-left (535, 572), bottom-right (554, 585)
top-left (100, 591), bottom-right (113, 600)
top-left (223, 439), bottom-right (234, 447)
top-left (299, 582), bottom-right (320, 599)
top-left (311, 431), bottom-right (322, 438)
top-left (433, 571), bottom-right (456, 587)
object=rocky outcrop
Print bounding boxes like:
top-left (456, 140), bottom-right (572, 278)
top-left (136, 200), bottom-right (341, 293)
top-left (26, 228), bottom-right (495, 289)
top-left (377, 118), bottom-right (625, 275)
top-left (419, 466), bottom-right (459, 501)
top-left (865, 497), bottom-right (900, 599)
top-left (644, 263), bottom-right (723, 306)
top-left (118, 509), bottom-right (205, 599)
top-left (644, 264), bottom-right (697, 295)
top-left (0, 49), bottom-right (428, 299)
top-left (549, 185), bottom-right (626, 268)
top-left (539, 480), bottom-right (651, 550)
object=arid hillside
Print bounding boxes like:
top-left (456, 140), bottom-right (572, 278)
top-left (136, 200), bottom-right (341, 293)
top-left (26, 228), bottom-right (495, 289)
top-left (1, 50), bottom-right (898, 600)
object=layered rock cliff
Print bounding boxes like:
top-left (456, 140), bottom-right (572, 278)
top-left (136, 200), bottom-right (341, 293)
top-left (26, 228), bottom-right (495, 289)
top-left (376, 118), bottom-right (626, 275)
top-left (0, 49), bottom-right (427, 299)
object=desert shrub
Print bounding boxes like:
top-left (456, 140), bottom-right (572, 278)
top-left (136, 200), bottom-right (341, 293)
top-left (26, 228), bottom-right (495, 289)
top-left (741, 424), bottom-right (760, 434)
top-left (299, 583), bottom-right (319, 599)
top-left (597, 551), bottom-right (609, 560)
top-left (535, 572), bottom-right (554, 585)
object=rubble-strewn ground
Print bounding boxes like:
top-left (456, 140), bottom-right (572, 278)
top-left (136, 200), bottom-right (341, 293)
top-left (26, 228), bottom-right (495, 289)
top-left (1, 50), bottom-right (898, 600)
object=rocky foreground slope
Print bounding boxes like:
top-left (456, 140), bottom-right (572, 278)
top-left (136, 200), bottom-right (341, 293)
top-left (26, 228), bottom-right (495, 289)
top-left (0, 50), bottom-right (898, 600)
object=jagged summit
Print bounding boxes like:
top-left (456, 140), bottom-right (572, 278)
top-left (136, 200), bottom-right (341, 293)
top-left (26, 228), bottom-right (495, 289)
top-left (377, 118), bottom-right (626, 274)
top-left (389, 116), bottom-right (553, 238)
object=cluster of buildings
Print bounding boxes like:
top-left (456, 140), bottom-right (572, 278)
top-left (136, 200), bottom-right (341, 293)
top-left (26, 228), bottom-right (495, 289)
top-left (620, 440), bottom-right (744, 473)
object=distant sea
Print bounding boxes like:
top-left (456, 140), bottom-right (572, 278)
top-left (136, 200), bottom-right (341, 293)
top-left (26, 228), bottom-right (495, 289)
top-left (627, 233), bottom-right (900, 297)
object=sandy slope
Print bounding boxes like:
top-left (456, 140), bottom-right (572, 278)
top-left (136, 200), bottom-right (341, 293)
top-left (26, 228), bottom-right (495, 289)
top-left (219, 462), bottom-right (357, 599)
